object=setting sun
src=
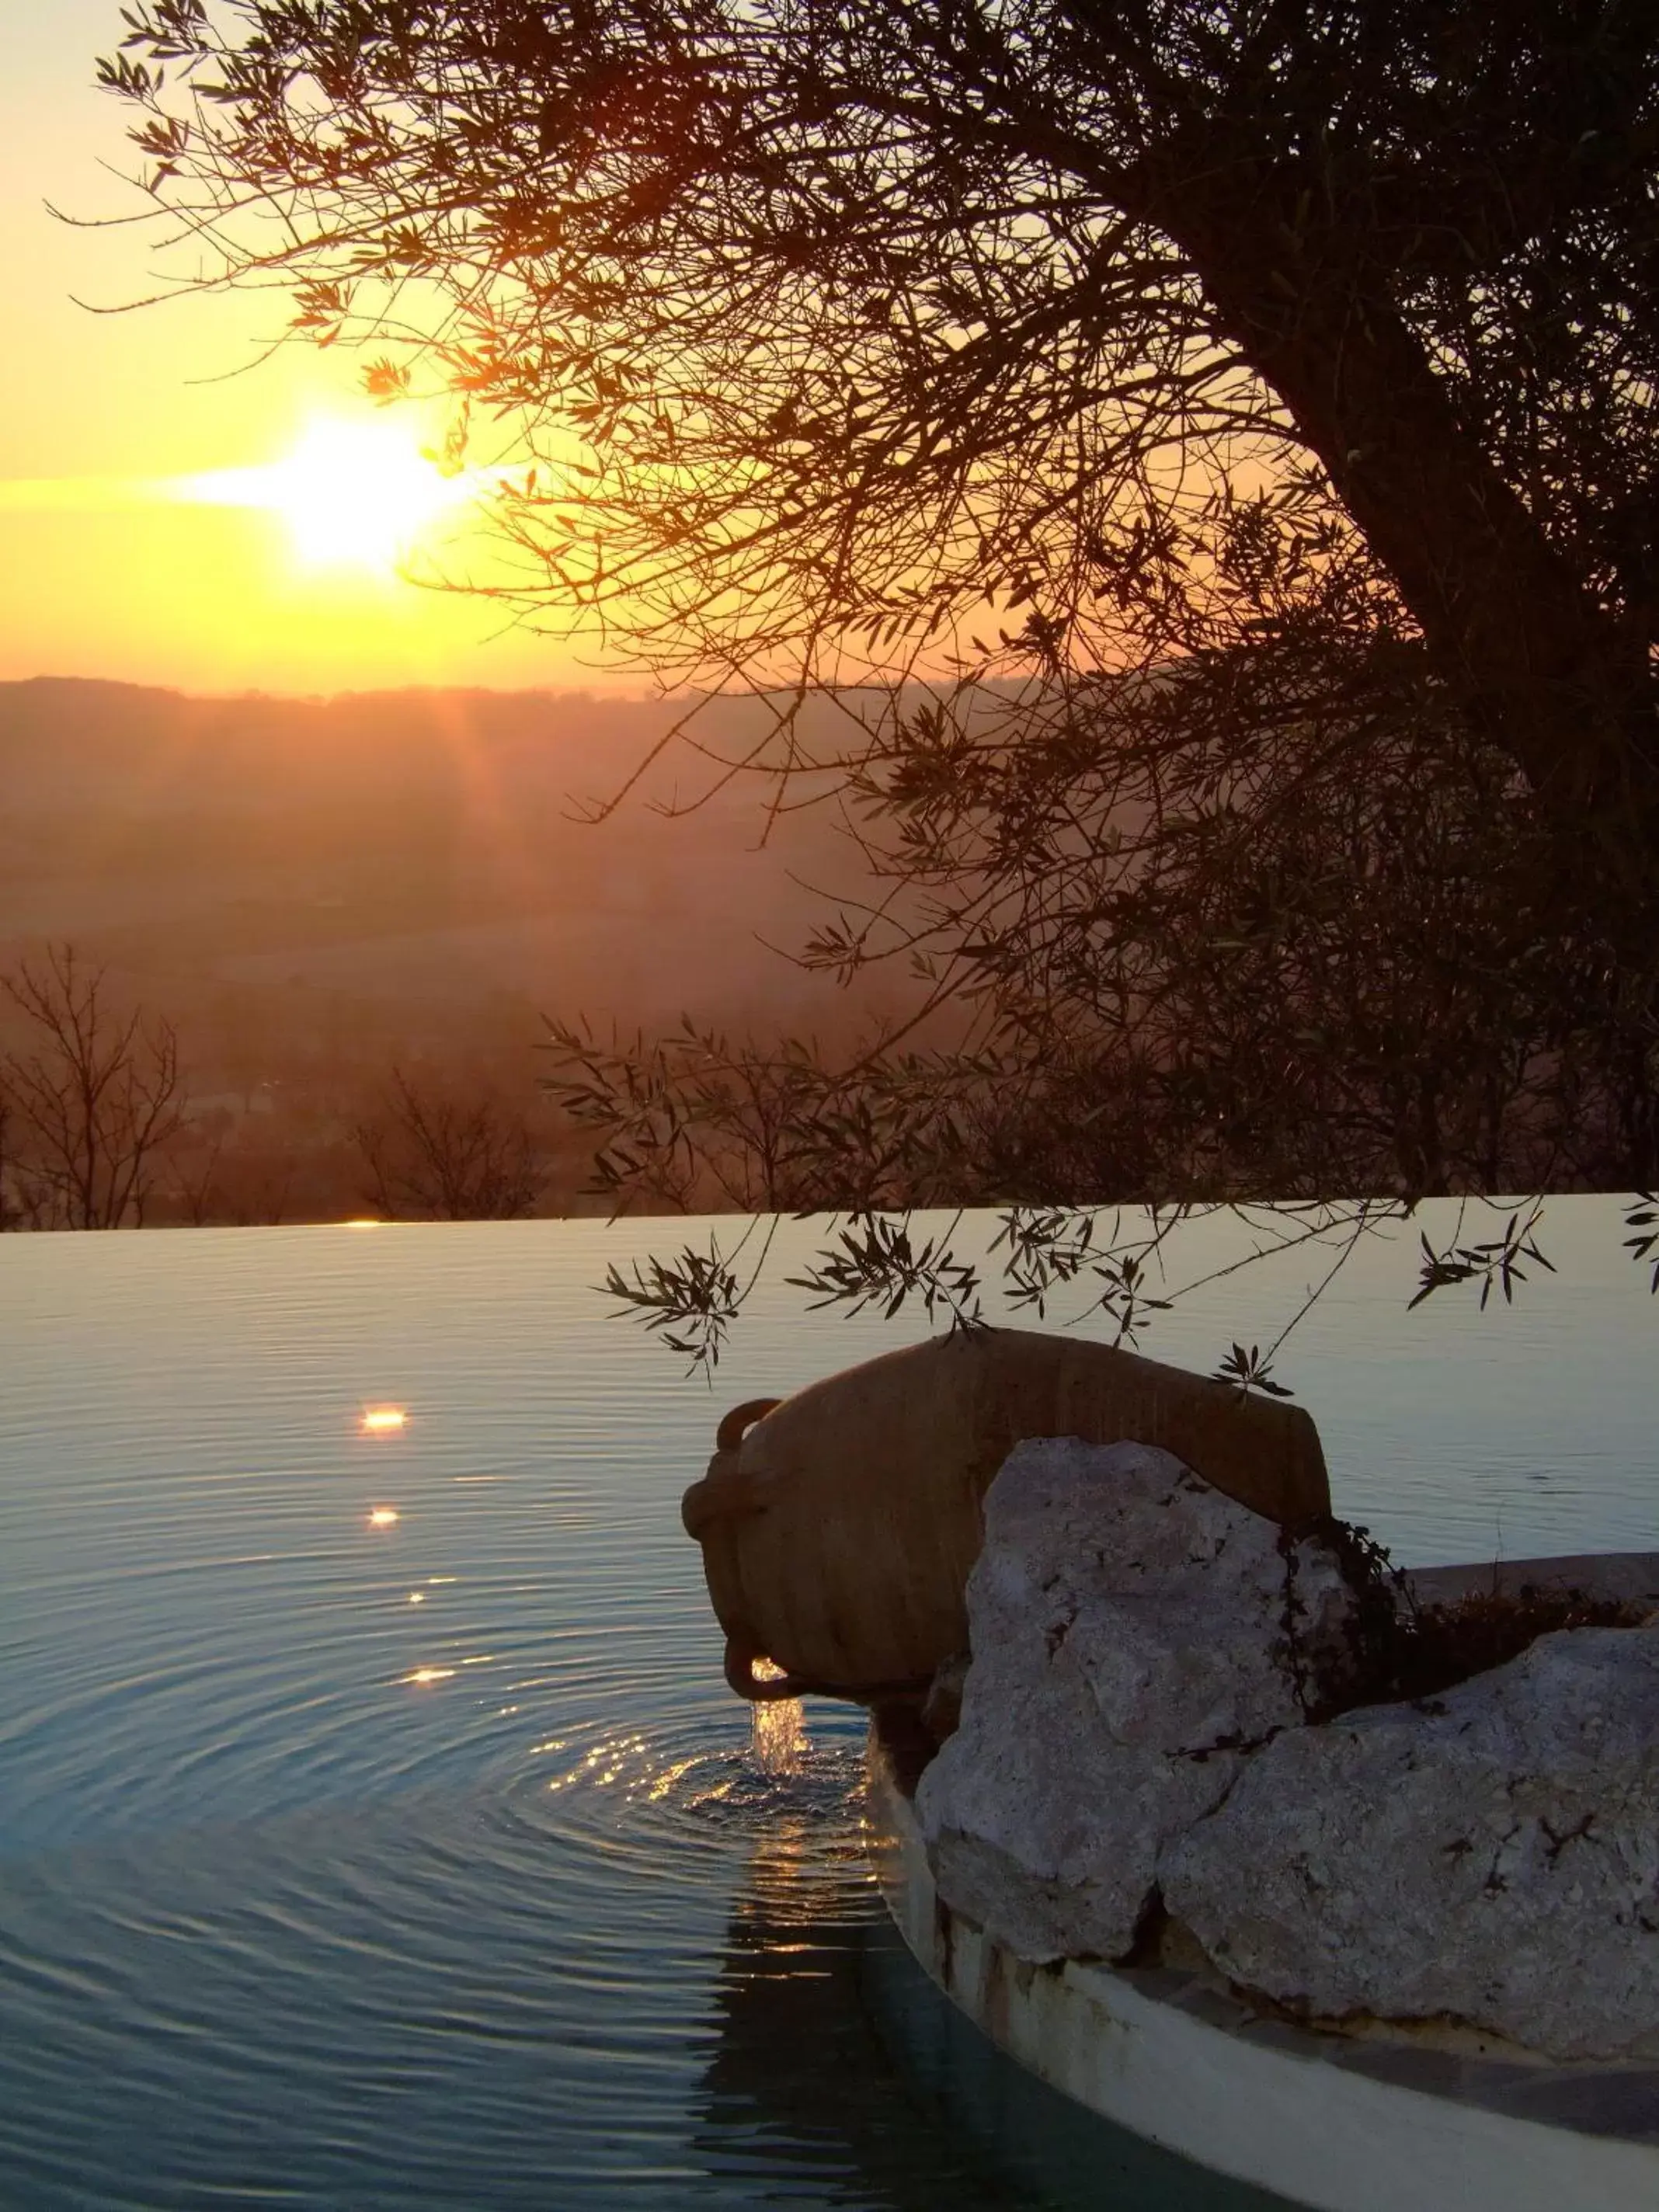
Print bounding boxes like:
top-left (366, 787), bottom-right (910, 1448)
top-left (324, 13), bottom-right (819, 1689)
top-left (179, 417), bottom-right (475, 574)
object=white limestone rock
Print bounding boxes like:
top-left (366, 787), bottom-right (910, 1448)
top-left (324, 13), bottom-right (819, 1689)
top-left (1160, 1624), bottom-right (1659, 2061)
top-left (914, 1436), bottom-right (1355, 1963)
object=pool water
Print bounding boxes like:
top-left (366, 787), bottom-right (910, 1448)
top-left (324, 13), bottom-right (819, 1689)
top-left (1, 1205), bottom-right (1654, 2207)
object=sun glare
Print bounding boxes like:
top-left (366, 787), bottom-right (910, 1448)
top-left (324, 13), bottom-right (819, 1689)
top-left (179, 419), bottom-right (474, 574)
top-left (361, 1406), bottom-right (409, 1435)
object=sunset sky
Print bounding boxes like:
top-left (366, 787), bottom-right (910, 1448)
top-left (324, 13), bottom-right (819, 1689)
top-left (2, 6), bottom-right (606, 697)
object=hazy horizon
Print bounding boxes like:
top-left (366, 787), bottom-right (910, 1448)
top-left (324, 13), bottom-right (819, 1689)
top-left (0, 675), bottom-right (916, 1226)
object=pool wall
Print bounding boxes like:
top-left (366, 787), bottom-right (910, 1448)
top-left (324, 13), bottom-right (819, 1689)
top-left (866, 1550), bottom-right (1659, 2212)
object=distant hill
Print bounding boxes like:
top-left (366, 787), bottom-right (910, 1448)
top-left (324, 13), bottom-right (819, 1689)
top-left (0, 677), bottom-right (922, 1222)
top-left (0, 676), bottom-right (895, 1040)
top-left (0, 676), bottom-right (867, 817)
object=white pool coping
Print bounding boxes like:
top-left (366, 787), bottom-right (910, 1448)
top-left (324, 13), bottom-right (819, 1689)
top-left (864, 1549), bottom-right (1659, 2212)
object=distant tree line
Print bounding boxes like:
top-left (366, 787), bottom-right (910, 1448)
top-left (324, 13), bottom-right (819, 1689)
top-left (0, 945), bottom-right (184, 1229)
top-left (0, 944), bottom-right (565, 1230)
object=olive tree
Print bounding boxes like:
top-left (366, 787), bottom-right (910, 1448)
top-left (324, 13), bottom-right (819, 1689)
top-left (103, 4), bottom-right (1657, 807)
top-left (99, 1), bottom-right (1659, 1366)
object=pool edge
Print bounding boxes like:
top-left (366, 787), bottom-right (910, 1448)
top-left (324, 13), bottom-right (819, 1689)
top-left (864, 1548), bottom-right (1659, 2212)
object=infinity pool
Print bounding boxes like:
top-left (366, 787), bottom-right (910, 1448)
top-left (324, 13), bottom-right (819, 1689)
top-left (2, 1205), bottom-right (1654, 2207)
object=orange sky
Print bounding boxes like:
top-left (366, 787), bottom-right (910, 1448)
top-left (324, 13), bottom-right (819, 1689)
top-left (1, 7), bottom-right (619, 697)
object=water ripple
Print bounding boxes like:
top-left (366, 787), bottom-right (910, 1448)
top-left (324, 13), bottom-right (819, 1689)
top-left (1, 1210), bottom-right (1655, 2207)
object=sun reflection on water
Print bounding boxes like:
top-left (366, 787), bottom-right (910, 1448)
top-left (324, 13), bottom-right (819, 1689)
top-left (547, 1733), bottom-right (652, 1793)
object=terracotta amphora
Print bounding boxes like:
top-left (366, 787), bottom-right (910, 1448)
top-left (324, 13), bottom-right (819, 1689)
top-left (682, 1327), bottom-right (1331, 1702)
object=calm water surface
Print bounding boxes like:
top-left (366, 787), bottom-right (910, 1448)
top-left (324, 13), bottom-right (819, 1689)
top-left (2, 1204), bottom-right (1655, 2208)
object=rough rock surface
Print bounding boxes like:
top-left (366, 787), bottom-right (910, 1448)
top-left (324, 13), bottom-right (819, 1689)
top-left (914, 1437), bottom-right (1355, 1963)
top-left (1161, 1625), bottom-right (1659, 2061)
